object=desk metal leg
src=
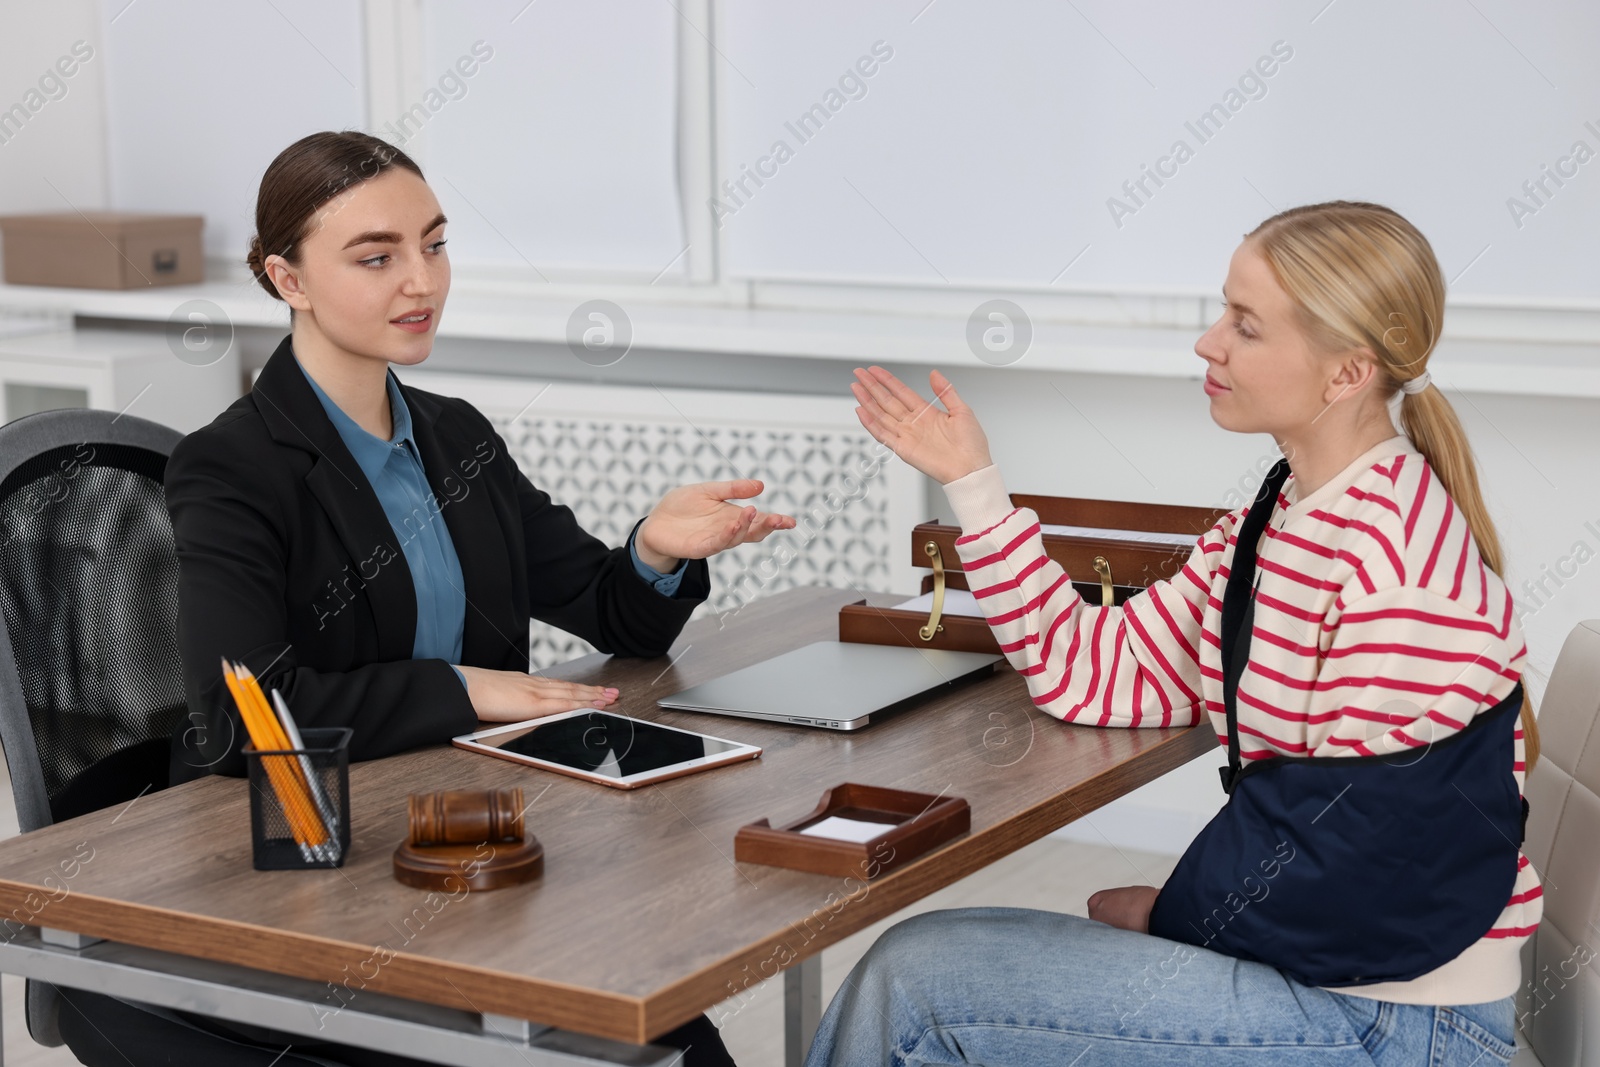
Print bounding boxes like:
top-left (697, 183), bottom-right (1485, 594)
top-left (783, 956), bottom-right (821, 1067)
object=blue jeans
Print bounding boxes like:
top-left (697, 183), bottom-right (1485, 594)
top-left (802, 908), bottom-right (1519, 1066)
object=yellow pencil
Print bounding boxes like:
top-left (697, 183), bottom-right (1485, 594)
top-left (223, 659), bottom-right (324, 855)
top-left (222, 664), bottom-right (303, 844)
top-left (235, 662), bottom-right (332, 857)
top-left (235, 663), bottom-right (332, 851)
top-left (222, 661), bottom-right (309, 842)
top-left (235, 663), bottom-right (329, 852)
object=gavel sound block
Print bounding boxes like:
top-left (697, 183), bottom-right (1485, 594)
top-left (392, 788), bottom-right (544, 891)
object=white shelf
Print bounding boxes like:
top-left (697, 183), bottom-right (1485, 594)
top-left (3, 278), bottom-right (1598, 398)
top-left (0, 328), bottom-right (240, 433)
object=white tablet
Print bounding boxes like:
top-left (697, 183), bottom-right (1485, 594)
top-left (453, 709), bottom-right (762, 790)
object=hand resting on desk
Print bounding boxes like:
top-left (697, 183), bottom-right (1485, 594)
top-left (458, 666), bottom-right (620, 723)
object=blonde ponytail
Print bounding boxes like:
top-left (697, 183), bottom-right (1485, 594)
top-left (1247, 201), bottom-right (1539, 771)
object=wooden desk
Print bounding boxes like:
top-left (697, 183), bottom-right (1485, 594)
top-left (0, 586), bottom-right (1213, 1057)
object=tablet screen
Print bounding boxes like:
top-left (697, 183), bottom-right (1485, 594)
top-left (488, 711), bottom-right (746, 779)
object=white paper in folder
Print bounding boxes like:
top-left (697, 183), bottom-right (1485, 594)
top-left (891, 588), bottom-right (984, 617)
top-left (1037, 523), bottom-right (1200, 548)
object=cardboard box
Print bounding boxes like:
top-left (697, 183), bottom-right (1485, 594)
top-left (0, 212), bottom-right (204, 289)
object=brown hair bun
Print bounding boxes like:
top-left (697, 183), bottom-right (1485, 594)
top-left (245, 131), bottom-right (423, 302)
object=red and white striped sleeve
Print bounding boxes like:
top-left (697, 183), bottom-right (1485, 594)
top-left (941, 464), bottom-right (1244, 728)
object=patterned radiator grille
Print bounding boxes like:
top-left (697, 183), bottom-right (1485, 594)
top-left (399, 372), bottom-right (922, 670)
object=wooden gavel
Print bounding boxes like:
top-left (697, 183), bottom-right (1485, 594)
top-left (407, 788), bottom-right (525, 846)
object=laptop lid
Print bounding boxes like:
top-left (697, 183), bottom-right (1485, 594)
top-left (656, 640), bottom-right (1003, 730)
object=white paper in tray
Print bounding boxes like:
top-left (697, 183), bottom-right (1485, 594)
top-left (890, 588), bottom-right (984, 618)
top-left (1038, 523), bottom-right (1200, 549)
top-left (798, 816), bottom-right (898, 843)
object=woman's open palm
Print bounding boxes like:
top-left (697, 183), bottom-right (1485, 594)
top-left (850, 366), bottom-right (994, 485)
top-left (639, 479), bottom-right (795, 562)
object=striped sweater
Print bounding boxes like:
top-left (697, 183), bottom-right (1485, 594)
top-left (942, 434), bottom-right (1539, 1005)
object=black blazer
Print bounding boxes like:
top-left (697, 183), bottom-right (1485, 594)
top-left (165, 336), bottom-right (709, 781)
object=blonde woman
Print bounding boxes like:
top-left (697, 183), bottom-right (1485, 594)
top-left (813, 201), bottom-right (1539, 1066)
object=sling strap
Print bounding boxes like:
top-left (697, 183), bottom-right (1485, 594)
top-left (1217, 458), bottom-right (1287, 794)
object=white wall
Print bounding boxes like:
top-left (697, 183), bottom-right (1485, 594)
top-left (0, 0), bottom-right (109, 214)
top-left (718, 0), bottom-right (1600, 301)
top-left (416, 0), bottom-right (686, 277)
top-left (97, 0), bottom-right (366, 263)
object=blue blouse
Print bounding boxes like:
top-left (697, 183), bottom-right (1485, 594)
top-left (295, 360), bottom-right (686, 688)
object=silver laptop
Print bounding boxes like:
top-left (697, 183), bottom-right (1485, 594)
top-left (656, 640), bottom-right (1004, 731)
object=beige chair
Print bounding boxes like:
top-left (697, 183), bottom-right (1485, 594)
top-left (1515, 619), bottom-right (1600, 1066)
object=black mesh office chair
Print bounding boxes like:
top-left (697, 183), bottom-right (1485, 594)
top-left (0, 408), bottom-right (187, 1050)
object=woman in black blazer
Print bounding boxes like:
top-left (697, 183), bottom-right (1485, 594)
top-left (168, 132), bottom-right (791, 781)
top-left (60, 132), bottom-right (786, 1067)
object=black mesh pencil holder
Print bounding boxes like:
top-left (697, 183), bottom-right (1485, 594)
top-left (244, 727), bottom-right (352, 870)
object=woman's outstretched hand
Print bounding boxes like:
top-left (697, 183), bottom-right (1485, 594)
top-left (635, 479), bottom-right (796, 571)
top-left (850, 366), bottom-right (994, 485)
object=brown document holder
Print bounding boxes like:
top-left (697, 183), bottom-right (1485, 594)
top-left (734, 783), bottom-right (970, 879)
top-left (839, 492), bottom-right (1229, 655)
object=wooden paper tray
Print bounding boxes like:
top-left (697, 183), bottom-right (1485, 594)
top-left (734, 783), bottom-right (970, 880)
